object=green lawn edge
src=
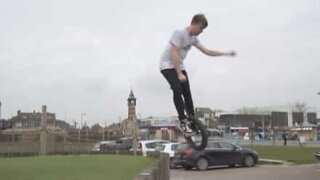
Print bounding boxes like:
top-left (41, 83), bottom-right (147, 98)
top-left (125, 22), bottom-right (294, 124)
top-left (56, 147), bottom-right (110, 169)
top-left (244, 145), bottom-right (319, 164)
top-left (0, 154), bottom-right (155, 180)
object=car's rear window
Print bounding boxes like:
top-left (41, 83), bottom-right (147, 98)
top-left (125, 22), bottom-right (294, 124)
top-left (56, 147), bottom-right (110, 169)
top-left (176, 143), bottom-right (190, 151)
top-left (155, 145), bottom-right (165, 151)
top-left (219, 142), bottom-right (235, 150)
top-left (146, 142), bottom-right (156, 148)
top-left (146, 141), bottom-right (169, 149)
top-left (207, 142), bottom-right (221, 149)
top-left (171, 144), bottom-right (179, 151)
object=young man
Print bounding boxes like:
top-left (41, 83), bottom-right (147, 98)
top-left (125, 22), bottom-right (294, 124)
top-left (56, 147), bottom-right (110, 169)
top-left (160, 14), bottom-right (236, 133)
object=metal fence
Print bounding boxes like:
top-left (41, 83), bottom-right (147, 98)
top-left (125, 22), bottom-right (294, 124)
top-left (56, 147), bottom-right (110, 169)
top-left (0, 131), bottom-right (97, 156)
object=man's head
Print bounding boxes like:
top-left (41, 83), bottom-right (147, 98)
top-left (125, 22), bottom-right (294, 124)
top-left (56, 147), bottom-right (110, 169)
top-left (189, 14), bottom-right (208, 36)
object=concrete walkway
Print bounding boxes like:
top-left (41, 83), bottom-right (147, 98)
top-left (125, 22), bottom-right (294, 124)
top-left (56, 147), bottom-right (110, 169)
top-left (171, 164), bottom-right (320, 180)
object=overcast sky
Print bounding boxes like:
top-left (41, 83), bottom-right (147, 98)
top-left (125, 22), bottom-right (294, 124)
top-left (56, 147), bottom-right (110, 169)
top-left (0, 0), bottom-right (319, 126)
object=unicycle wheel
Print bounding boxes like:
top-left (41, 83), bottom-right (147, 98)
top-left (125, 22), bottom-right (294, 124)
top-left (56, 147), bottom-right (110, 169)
top-left (184, 116), bottom-right (208, 150)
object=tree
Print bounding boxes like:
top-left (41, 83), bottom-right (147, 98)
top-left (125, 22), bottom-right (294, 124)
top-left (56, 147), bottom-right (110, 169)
top-left (293, 101), bottom-right (307, 112)
top-left (292, 101), bottom-right (308, 126)
top-left (91, 123), bottom-right (102, 129)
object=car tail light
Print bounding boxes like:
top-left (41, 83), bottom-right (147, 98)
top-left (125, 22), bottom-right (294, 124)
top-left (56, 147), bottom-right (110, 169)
top-left (182, 149), bottom-right (194, 156)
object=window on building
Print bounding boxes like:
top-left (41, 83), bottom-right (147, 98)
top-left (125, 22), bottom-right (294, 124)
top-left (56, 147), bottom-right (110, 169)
top-left (161, 130), bottom-right (170, 140)
top-left (15, 122), bottom-right (22, 128)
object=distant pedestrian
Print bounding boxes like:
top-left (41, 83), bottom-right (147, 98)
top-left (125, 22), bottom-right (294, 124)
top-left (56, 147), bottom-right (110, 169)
top-left (282, 132), bottom-right (287, 146)
top-left (299, 135), bottom-right (305, 147)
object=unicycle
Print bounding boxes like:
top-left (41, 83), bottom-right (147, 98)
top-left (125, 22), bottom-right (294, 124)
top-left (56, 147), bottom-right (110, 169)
top-left (182, 116), bottom-right (208, 150)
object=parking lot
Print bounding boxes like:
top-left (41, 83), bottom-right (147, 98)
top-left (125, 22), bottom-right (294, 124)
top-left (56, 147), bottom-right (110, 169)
top-left (170, 164), bottom-right (320, 180)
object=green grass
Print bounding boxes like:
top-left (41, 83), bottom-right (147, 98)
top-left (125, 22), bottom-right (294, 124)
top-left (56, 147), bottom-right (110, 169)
top-left (0, 155), bottom-right (155, 180)
top-left (245, 145), bottom-right (320, 164)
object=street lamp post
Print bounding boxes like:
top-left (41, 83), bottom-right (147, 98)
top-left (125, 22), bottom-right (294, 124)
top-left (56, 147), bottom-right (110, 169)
top-left (85, 121), bottom-right (88, 142)
top-left (102, 120), bottom-right (106, 141)
top-left (78, 113), bottom-right (86, 143)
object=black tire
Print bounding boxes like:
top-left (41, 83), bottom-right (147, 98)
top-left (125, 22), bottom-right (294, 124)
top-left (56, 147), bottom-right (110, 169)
top-left (169, 158), bottom-right (176, 169)
top-left (184, 116), bottom-right (208, 150)
top-left (196, 157), bottom-right (209, 171)
top-left (183, 165), bottom-right (192, 170)
top-left (243, 155), bottom-right (255, 167)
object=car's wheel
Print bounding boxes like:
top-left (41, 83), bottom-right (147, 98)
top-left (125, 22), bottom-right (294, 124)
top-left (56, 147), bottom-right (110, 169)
top-left (229, 164), bottom-right (236, 168)
top-left (196, 157), bottom-right (209, 171)
top-left (183, 165), bottom-right (192, 170)
top-left (169, 158), bottom-right (176, 169)
top-left (243, 155), bottom-right (255, 167)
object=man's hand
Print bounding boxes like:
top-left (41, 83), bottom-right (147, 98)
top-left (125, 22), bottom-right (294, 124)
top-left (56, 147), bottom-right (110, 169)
top-left (228, 51), bottom-right (236, 57)
top-left (178, 73), bottom-right (187, 82)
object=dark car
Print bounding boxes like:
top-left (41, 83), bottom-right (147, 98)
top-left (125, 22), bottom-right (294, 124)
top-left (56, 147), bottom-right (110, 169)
top-left (100, 137), bottom-right (133, 152)
top-left (314, 152), bottom-right (320, 160)
top-left (173, 140), bottom-right (259, 170)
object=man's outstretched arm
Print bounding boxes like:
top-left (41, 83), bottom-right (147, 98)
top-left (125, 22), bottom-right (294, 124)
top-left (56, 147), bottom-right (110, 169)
top-left (196, 45), bottom-right (236, 57)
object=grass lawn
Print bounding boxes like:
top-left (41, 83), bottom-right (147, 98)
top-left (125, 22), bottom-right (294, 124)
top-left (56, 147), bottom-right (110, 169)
top-left (245, 145), bottom-right (320, 164)
top-left (0, 155), bottom-right (155, 180)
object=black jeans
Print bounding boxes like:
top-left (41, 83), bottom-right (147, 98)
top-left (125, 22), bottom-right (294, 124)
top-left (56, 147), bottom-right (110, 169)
top-left (161, 69), bottom-right (195, 121)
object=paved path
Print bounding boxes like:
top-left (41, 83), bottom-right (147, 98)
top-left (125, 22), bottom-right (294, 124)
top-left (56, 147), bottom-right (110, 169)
top-left (171, 164), bottom-right (320, 180)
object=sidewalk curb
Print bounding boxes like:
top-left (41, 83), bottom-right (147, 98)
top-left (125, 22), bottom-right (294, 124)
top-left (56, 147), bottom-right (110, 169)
top-left (258, 158), bottom-right (291, 165)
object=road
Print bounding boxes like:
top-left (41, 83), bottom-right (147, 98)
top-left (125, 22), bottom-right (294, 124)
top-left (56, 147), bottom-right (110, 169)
top-left (237, 140), bottom-right (320, 147)
top-left (170, 164), bottom-right (320, 180)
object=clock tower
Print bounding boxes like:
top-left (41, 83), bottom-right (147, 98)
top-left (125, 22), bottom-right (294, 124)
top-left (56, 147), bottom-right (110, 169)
top-left (127, 89), bottom-right (136, 129)
top-left (127, 89), bottom-right (138, 155)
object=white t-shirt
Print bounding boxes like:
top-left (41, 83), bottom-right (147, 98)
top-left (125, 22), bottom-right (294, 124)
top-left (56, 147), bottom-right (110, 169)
top-left (159, 28), bottom-right (202, 71)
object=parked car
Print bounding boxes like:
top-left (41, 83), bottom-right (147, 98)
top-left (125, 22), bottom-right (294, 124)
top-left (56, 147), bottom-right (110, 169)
top-left (314, 151), bottom-right (320, 161)
top-left (91, 141), bottom-right (114, 152)
top-left (138, 140), bottom-right (171, 156)
top-left (173, 140), bottom-right (259, 171)
top-left (155, 142), bottom-right (180, 168)
top-left (100, 137), bottom-right (133, 152)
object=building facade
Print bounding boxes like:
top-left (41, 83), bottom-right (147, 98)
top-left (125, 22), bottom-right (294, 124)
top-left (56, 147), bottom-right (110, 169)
top-left (7, 110), bottom-right (70, 130)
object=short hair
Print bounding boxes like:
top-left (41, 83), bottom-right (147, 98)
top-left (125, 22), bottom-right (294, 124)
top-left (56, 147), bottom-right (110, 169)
top-left (191, 14), bottom-right (208, 28)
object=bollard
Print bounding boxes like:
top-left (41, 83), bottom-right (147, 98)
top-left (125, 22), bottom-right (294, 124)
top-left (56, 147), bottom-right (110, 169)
top-left (133, 152), bottom-right (170, 180)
